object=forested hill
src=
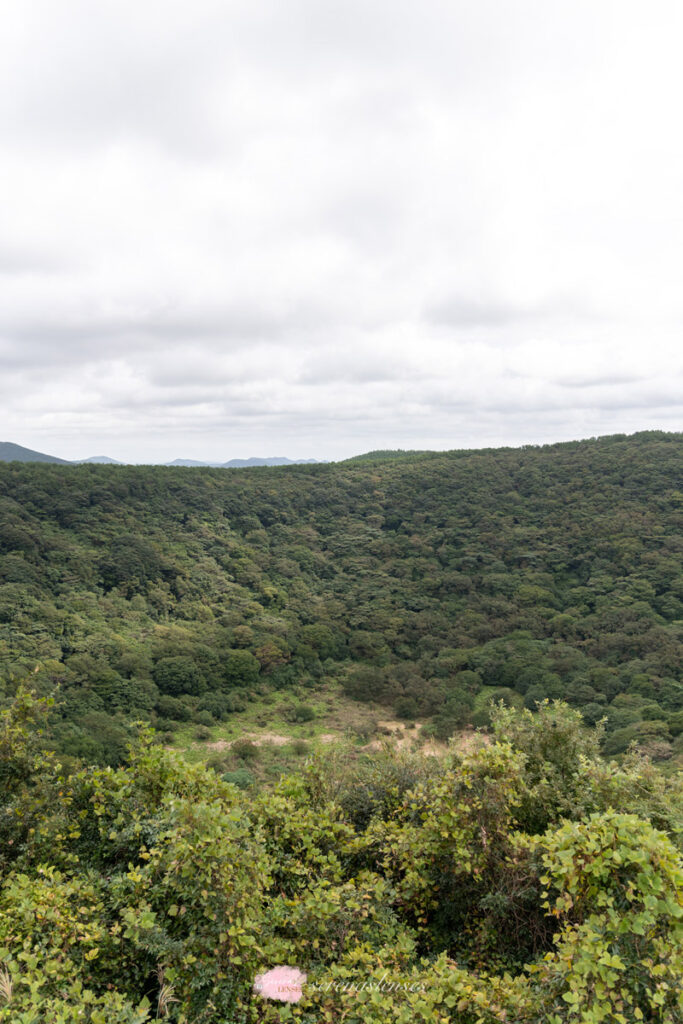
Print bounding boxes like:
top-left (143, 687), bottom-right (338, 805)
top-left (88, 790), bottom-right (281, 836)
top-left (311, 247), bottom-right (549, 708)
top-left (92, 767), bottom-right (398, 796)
top-left (0, 430), bottom-right (681, 765)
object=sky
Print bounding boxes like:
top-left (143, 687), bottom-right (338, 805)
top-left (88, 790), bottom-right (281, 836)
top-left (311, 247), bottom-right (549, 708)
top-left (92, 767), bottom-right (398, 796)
top-left (1, 0), bottom-right (682, 463)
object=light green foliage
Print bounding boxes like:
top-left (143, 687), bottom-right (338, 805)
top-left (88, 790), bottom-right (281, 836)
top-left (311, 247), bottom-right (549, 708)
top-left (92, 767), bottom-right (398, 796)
top-left (379, 742), bottom-right (527, 927)
top-left (528, 812), bottom-right (683, 1022)
top-left (582, 749), bottom-right (683, 846)
top-left (1, 679), bottom-right (683, 1020)
top-left (0, 687), bottom-right (54, 796)
top-left (264, 872), bottom-right (413, 970)
top-left (118, 795), bottom-right (269, 1020)
top-left (252, 772), bottom-right (357, 898)
top-left (490, 699), bottom-right (605, 831)
top-left (0, 982), bottom-right (150, 1024)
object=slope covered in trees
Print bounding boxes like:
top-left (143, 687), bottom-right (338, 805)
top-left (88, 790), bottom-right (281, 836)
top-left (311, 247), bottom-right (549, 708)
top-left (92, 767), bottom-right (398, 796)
top-left (0, 431), bottom-right (681, 764)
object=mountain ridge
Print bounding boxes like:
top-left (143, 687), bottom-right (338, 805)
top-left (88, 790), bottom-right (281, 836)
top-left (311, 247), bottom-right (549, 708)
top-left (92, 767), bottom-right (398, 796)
top-left (0, 443), bottom-right (319, 468)
top-left (0, 441), bottom-right (69, 464)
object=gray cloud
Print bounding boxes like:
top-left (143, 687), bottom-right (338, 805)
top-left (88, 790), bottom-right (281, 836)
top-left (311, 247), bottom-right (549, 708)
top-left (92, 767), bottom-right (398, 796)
top-left (422, 292), bottom-right (601, 330)
top-left (0, 244), bottom-right (70, 276)
top-left (0, 0), bottom-right (681, 461)
top-left (557, 373), bottom-right (645, 389)
top-left (424, 298), bottom-right (541, 329)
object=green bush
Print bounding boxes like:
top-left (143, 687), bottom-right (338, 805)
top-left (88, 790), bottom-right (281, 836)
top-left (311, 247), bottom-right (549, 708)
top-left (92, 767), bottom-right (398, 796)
top-left (154, 695), bottom-right (192, 722)
top-left (193, 709), bottom-right (214, 727)
top-left (221, 768), bottom-right (254, 790)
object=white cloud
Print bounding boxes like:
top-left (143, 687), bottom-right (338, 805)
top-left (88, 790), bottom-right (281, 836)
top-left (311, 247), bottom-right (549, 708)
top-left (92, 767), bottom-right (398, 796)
top-left (0, 0), bottom-right (681, 461)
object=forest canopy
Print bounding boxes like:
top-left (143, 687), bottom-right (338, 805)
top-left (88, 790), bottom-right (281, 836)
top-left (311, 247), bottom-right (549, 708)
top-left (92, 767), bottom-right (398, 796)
top-left (0, 432), bottom-right (682, 1021)
top-left (0, 430), bottom-right (681, 764)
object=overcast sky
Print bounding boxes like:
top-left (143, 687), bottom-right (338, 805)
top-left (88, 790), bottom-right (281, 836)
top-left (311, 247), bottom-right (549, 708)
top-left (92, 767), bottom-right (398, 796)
top-left (1, 0), bottom-right (682, 462)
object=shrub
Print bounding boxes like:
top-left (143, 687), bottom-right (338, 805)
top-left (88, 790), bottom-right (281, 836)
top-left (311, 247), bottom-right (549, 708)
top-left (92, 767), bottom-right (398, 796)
top-left (395, 696), bottom-right (418, 720)
top-left (223, 649), bottom-right (260, 687)
top-left (291, 702), bottom-right (316, 723)
top-left (231, 739), bottom-right (260, 761)
top-left (669, 709), bottom-right (683, 737)
top-left (154, 695), bottom-right (192, 721)
top-left (530, 811), bottom-right (683, 1022)
top-left (222, 768), bottom-right (254, 790)
top-left (193, 709), bottom-right (214, 727)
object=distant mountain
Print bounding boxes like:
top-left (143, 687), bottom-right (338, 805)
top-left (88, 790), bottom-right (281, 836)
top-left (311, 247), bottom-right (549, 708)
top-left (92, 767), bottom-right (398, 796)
top-left (0, 442), bottom-right (69, 464)
top-left (77, 456), bottom-right (121, 464)
top-left (1, 443), bottom-right (320, 468)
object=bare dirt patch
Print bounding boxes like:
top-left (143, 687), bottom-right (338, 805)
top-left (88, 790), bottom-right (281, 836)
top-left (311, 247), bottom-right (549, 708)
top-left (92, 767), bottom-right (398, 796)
top-left (366, 720), bottom-right (424, 752)
top-left (198, 721), bottom-right (489, 757)
top-left (365, 722), bottom-right (489, 757)
top-left (451, 730), bottom-right (491, 755)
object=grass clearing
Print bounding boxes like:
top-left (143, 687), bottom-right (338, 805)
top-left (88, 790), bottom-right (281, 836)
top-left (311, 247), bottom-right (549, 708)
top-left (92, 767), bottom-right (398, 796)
top-left (169, 679), bottom-right (470, 782)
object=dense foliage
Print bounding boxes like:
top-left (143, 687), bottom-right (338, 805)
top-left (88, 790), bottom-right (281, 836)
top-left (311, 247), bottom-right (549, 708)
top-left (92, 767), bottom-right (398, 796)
top-left (1, 692), bottom-right (682, 1022)
top-left (0, 431), bottom-right (681, 764)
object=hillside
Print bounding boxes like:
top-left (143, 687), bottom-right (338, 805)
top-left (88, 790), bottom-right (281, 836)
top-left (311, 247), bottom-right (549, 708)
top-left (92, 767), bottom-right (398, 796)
top-left (0, 441), bottom-right (69, 464)
top-left (221, 457), bottom-right (320, 467)
top-left (0, 430), bottom-right (681, 766)
top-left (167, 458), bottom-right (320, 468)
top-left (344, 448), bottom-right (432, 462)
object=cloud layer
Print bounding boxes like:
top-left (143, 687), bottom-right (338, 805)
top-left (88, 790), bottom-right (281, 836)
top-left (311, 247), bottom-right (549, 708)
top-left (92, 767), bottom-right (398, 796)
top-left (1, 0), bottom-right (681, 460)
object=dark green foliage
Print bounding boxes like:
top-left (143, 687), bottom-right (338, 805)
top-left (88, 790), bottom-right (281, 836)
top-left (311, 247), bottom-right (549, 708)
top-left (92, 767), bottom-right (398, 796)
top-left (154, 695), bottom-right (192, 721)
top-left (153, 656), bottom-right (205, 696)
top-left (394, 696), bottom-right (419, 720)
top-left (669, 710), bottom-right (683, 736)
top-left (194, 709), bottom-right (214, 727)
top-left (223, 649), bottom-right (260, 687)
top-left (99, 535), bottom-right (166, 594)
top-left (0, 431), bottom-right (681, 763)
top-left (603, 719), bottom-right (673, 758)
top-left (197, 691), bottom-right (245, 718)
